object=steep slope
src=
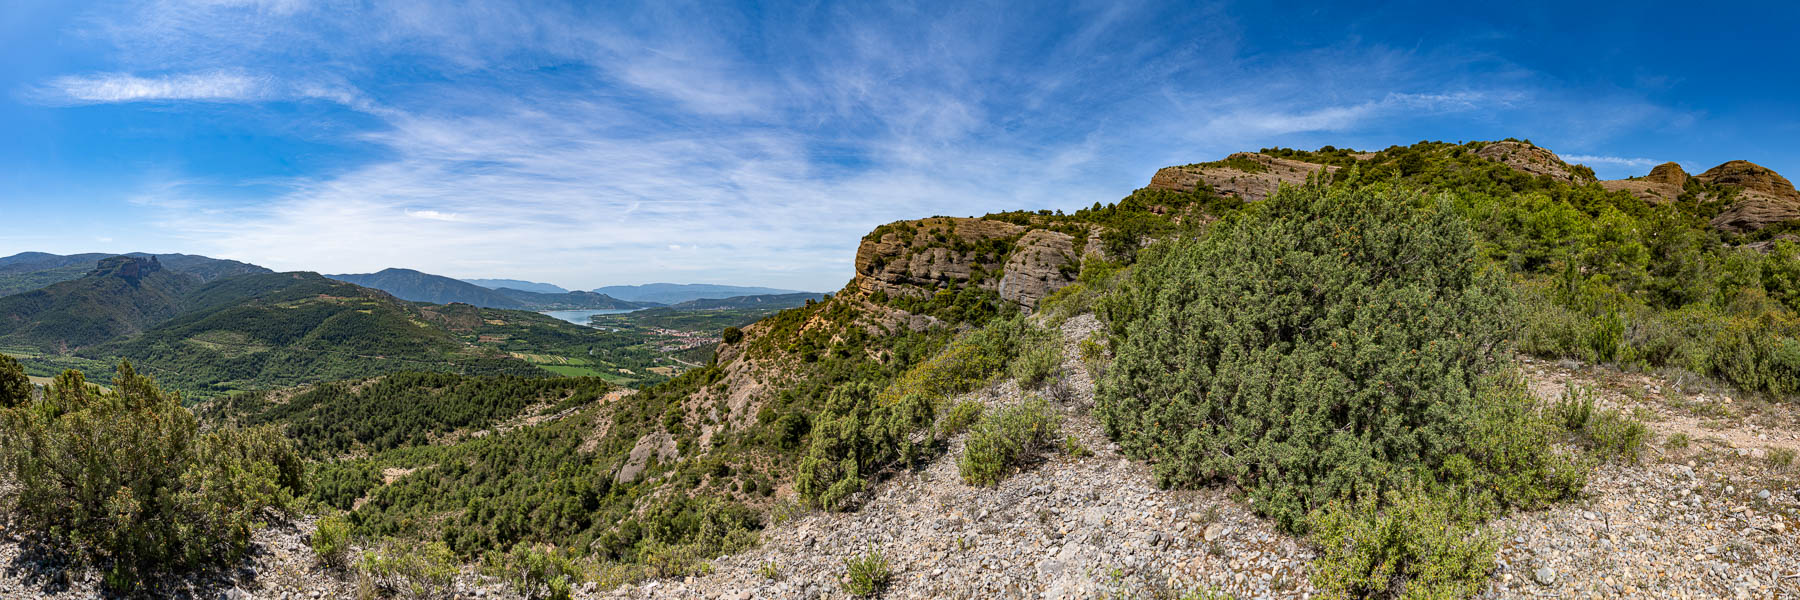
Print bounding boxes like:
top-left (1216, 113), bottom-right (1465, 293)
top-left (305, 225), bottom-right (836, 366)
top-left (328, 268), bottom-right (527, 309)
top-left (491, 287), bottom-right (647, 309)
top-left (592, 283), bottom-right (807, 304)
top-left (103, 272), bottom-right (538, 394)
top-left (0, 255), bottom-right (198, 351)
top-left (462, 278), bottom-right (569, 294)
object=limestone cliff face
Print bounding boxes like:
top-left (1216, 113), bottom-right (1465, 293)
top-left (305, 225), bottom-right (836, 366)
top-left (997, 229), bottom-right (1080, 308)
top-left (1697, 160), bottom-right (1800, 232)
top-left (1602, 162), bottom-right (1689, 204)
top-left (1473, 141), bottom-right (1595, 183)
top-left (851, 217), bottom-right (1090, 310)
top-left (1147, 152), bottom-right (1338, 202)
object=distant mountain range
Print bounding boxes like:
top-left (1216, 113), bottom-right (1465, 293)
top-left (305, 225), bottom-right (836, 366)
top-left (328, 269), bottom-right (530, 308)
top-left (0, 251), bottom-right (270, 296)
top-left (329, 268), bottom-right (647, 310)
top-left (591, 283), bottom-right (812, 305)
top-left (461, 278), bottom-right (568, 294)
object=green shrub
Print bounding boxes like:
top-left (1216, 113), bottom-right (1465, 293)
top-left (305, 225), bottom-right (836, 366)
top-left (757, 561), bottom-right (781, 581)
top-left (482, 543), bottom-right (583, 600)
top-left (938, 400), bottom-right (984, 437)
top-left (1061, 435), bottom-right (1093, 458)
top-left (0, 353), bottom-right (29, 408)
top-left (0, 363), bottom-right (303, 589)
top-left (312, 514), bottom-right (355, 568)
top-left (1554, 386), bottom-right (1648, 461)
top-left (1308, 487), bottom-right (1497, 600)
top-left (1770, 447), bottom-right (1796, 468)
top-left (1008, 337), bottom-right (1063, 390)
top-left (797, 317), bottom-right (1032, 509)
top-left (1095, 181), bottom-right (1526, 531)
top-left (841, 547), bottom-right (892, 597)
top-left (1552, 386), bottom-right (1597, 431)
top-left (722, 326), bottom-right (744, 345)
top-left (959, 400), bottom-right (1061, 486)
top-left (1665, 432), bottom-right (1690, 449)
top-left (357, 540), bottom-right (460, 600)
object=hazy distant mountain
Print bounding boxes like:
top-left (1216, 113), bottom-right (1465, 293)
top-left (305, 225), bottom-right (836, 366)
top-left (327, 268), bottom-right (526, 309)
top-left (667, 292), bottom-right (823, 311)
top-left (491, 288), bottom-right (649, 310)
top-left (0, 251), bottom-right (270, 296)
top-left (591, 283), bottom-right (811, 305)
top-left (461, 278), bottom-right (569, 294)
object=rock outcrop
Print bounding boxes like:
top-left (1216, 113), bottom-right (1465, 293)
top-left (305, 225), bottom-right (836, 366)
top-left (1745, 234), bottom-right (1800, 254)
top-left (90, 255), bottom-right (163, 285)
top-left (1147, 152), bottom-right (1338, 202)
top-left (997, 229), bottom-right (1080, 307)
top-left (1602, 162), bottom-right (1689, 204)
top-left (852, 217), bottom-right (1088, 310)
top-left (1697, 160), bottom-right (1800, 233)
top-left (1473, 141), bottom-right (1595, 183)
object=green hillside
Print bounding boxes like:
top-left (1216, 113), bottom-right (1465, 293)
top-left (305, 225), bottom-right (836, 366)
top-left (97, 272), bottom-right (539, 394)
top-left (0, 255), bottom-right (198, 352)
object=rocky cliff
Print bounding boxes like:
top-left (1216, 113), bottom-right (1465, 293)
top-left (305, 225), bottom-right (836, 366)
top-left (1472, 141), bottom-right (1595, 183)
top-left (1601, 161), bottom-right (1689, 204)
top-left (1147, 152), bottom-right (1339, 202)
top-left (851, 217), bottom-right (1090, 310)
top-left (1697, 160), bottom-right (1800, 233)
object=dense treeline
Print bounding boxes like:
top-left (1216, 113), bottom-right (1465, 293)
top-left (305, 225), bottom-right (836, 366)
top-left (217, 372), bottom-right (613, 458)
top-left (1256, 141), bottom-right (1800, 396)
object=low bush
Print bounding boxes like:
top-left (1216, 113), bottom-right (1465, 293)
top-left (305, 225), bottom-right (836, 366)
top-left (0, 362), bottom-right (304, 590)
top-left (482, 543), bottom-right (583, 600)
top-left (1008, 340), bottom-right (1063, 390)
top-left (1308, 487), bottom-right (1497, 600)
top-left (312, 514), bottom-right (354, 568)
top-left (1770, 447), bottom-right (1796, 469)
top-left (938, 400), bottom-right (984, 437)
top-left (357, 540), bottom-right (460, 600)
top-left (1553, 386), bottom-right (1649, 461)
top-left (959, 400), bottom-right (1061, 486)
top-left (841, 547), bottom-right (892, 597)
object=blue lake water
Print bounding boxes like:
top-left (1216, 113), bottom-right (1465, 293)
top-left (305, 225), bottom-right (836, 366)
top-left (540, 308), bottom-right (640, 327)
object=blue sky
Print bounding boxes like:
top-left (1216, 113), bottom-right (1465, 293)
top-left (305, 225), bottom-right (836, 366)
top-left (3, 1), bottom-right (1798, 292)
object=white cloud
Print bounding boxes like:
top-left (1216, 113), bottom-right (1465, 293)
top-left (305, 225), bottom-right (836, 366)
top-left (1562, 154), bottom-right (1661, 168)
top-left (41, 71), bottom-right (269, 104)
top-left (404, 209), bottom-right (459, 222)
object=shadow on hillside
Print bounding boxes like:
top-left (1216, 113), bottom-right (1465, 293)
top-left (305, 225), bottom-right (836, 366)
top-left (2, 516), bottom-right (310, 599)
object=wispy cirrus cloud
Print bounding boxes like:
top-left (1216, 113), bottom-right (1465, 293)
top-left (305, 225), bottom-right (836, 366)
top-left (38, 71), bottom-right (270, 104)
top-left (15, 2), bottom-right (1696, 290)
top-left (1562, 154), bottom-right (1662, 168)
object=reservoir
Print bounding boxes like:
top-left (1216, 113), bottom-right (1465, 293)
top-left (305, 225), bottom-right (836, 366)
top-left (540, 308), bottom-right (639, 327)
